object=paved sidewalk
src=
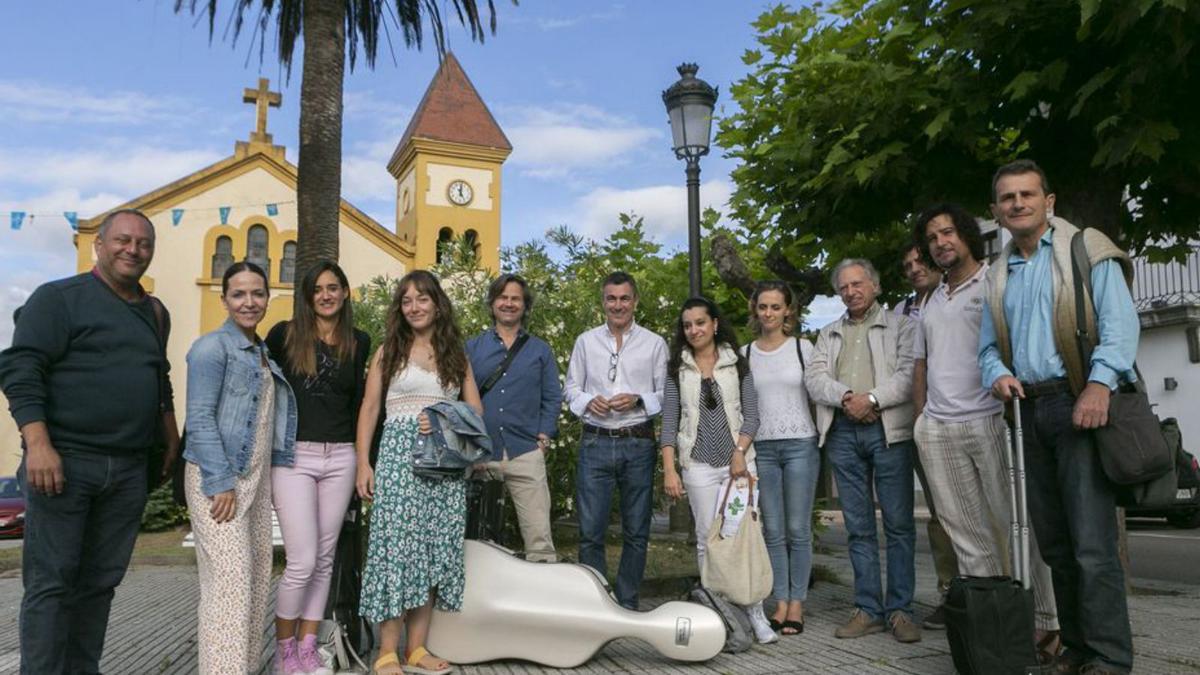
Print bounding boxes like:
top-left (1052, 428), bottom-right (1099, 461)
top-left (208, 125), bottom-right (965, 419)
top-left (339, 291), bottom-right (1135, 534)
top-left (1, 526), bottom-right (1198, 673)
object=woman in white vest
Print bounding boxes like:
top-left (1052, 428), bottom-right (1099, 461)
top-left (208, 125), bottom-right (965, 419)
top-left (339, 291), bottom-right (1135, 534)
top-left (660, 297), bottom-right (776, 644)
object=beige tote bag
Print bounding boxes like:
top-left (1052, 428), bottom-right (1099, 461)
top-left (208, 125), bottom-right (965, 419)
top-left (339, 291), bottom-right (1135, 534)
top-left (701, 476), bottom-right (772, 605)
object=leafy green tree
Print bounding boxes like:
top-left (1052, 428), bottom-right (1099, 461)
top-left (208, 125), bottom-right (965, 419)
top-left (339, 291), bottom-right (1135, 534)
top-left (175, 0), bottom-right (508, 286)
top-left (719, 0), bottom-right (1200, 295)
top-left (354, 216), bottom-right (763, 519)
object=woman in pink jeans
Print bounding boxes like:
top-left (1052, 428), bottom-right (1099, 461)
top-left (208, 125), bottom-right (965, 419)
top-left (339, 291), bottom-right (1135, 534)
top-left (265, 261), bottom-right (370, 675)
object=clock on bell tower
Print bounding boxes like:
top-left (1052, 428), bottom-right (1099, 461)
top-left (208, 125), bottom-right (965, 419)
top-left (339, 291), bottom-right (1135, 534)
top-left (388, 53), bottom-right (511, 272)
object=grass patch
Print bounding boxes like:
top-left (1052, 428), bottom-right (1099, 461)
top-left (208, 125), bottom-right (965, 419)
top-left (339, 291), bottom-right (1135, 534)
top-left (551, 524), bottom-right (699, 584)
top-left (0, 527), bottom-right (198, 573)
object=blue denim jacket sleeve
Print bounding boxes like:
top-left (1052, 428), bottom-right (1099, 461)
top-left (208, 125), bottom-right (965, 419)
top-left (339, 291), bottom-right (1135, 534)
top-left (185, 335), bottom-right (237, 496)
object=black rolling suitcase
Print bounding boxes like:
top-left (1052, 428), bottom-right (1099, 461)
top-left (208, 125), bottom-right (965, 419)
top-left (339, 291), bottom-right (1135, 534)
top-left (945, 399), bottom-right (1041, 675)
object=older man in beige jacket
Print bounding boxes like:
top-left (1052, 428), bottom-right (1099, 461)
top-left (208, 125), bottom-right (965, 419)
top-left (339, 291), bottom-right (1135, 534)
top-left (806, 258), bottom-right (918, 644)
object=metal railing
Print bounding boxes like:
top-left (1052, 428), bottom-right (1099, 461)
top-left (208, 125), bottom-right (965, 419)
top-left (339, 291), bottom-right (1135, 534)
top-left (1131, 244), bottom-right (1200, 311)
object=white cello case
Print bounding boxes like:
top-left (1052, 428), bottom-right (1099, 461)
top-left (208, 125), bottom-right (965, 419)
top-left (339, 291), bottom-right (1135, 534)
top-left (427, 540), bottom-right (726, 667)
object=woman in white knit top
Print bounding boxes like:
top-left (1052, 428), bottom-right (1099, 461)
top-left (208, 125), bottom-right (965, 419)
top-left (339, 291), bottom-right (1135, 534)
top-left (742, 281), bottom-right (820, 636)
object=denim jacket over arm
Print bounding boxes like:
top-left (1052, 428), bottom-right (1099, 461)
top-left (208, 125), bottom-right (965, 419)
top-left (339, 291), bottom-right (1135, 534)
top-left (184, 318), bottom-right (297, 496)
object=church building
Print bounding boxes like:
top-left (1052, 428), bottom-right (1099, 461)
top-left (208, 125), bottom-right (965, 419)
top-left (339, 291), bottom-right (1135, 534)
top-left (0, 54), bottom-right (510, 476)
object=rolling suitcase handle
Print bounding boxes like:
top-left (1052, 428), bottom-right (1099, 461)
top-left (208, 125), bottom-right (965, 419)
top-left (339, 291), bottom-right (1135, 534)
top-left (1004, 399), bottom-right (1031, 590)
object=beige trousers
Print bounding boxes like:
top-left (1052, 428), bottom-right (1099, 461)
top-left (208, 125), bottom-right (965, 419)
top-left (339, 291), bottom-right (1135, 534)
top-left (485, 449), bottom-right (557, 562)
top-left (185, 447), bottom-right (274, 674)
top-left (914, 412), bottom-right (1059, 631)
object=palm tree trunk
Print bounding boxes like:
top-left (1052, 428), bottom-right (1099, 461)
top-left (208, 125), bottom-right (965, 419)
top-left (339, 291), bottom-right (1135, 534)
top-left (295, 0), bottom-right (345, 298)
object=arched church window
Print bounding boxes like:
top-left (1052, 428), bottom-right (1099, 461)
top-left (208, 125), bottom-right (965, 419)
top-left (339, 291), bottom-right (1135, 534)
top-left (280, 241), bottom-right (297, 283)
top-left (211, 236), bottom-right (234, 279)
top-left (464, 229), bottom-right (480, 260)
top-left (436, 227), bottom-right (454, 264)
top-left (247, 225), bottom-right (271, 279)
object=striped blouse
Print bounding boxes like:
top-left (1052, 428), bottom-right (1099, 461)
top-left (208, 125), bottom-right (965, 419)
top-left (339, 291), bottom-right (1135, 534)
top-left (660, 373), bottom-right (759, 468)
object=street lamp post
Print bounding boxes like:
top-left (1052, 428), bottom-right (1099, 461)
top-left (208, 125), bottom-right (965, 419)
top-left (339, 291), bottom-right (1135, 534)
top-left (663, 63), bottom-right (718, 297)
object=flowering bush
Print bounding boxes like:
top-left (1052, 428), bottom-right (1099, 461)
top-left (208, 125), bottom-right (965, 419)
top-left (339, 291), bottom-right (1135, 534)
top-left (355, 215), bottom-right (756, 521)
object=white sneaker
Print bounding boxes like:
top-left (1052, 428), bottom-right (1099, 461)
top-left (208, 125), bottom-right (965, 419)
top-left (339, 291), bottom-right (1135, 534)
top-left (744, 602), bottom-right (779, 644)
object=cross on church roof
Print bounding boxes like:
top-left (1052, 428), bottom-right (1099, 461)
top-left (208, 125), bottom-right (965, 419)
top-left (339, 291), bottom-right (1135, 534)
top-left (243, 77), bottom-right (281, 145)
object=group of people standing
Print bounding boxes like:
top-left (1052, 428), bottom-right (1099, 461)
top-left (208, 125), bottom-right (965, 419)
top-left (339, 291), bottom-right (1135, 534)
top-left (0, 159), bottom-right (1137, 675)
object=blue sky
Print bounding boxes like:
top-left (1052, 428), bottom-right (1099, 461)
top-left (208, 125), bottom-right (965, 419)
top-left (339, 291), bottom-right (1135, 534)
top-left (0, 0), bottom-right (844, 344)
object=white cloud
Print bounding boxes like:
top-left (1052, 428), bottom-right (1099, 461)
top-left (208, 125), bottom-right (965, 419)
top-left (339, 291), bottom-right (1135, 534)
top-left (569, 178), bottom-right (733, 240)
top-left (343, 90), bottom-right (413, 129)
top-left (341, 139), bottom-right (397, 205)
top-left (508, 6), bottom-right (625, 31)
top-left (803, 295), bottom-right (846, 331)
top-left (0, 146), bottom-right (224, 198)
top-left (0, 80), bottom-right (202, 126)
top-left (501, 103), bottom-right (661, 176)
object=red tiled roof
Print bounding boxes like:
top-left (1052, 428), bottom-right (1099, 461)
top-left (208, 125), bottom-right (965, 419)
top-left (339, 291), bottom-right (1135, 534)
top-left (391, 52), bottom-right (511, 164)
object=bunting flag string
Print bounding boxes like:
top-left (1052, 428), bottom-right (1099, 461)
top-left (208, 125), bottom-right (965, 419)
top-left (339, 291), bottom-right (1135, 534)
top-left (0, 200), bottom-right (297, 233)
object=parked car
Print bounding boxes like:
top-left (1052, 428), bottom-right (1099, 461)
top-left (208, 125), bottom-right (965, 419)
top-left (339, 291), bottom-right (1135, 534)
top-left (1126, 421), bottom-right (1200, 529)
top-left (0, 476), bottom-right (24, 538)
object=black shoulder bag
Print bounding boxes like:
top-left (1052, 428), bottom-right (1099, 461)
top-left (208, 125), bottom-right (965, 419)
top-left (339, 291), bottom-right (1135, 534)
top-left (479, 333), bottom-right (530, 398)
top-left (1070, 230), bottom-right (1174, 505)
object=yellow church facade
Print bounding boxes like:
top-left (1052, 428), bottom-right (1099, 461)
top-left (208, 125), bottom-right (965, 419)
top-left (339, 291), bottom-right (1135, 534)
top-left (0, 55), bottom-right (510, 477)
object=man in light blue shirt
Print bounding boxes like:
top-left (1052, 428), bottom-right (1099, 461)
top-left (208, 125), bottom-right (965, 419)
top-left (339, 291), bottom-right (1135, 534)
top-left (978, 159), bottom-right (1137, 675)
top-left (466, 274), bottom-right (562, 562)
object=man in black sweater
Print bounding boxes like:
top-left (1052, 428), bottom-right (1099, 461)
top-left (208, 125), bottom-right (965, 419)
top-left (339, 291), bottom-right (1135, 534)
top-left (0, 208), bottom-right (180, 675)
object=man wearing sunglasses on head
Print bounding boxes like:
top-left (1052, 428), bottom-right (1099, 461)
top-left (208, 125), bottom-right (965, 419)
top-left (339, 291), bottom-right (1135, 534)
top-left (563, 271), bottom-right (668, 610)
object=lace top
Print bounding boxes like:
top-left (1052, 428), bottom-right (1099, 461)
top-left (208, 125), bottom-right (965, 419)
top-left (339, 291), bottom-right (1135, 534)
top-left (385, 363), bottom-right (459, 421)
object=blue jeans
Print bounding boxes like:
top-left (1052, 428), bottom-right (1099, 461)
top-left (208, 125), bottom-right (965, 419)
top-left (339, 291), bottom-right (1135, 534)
top-left (756, 437), bottom-right (821, 602)
top-left (575, 432), bottom-right (655, 609)
top-left (1021, 392), bottom-right (1132, 673)
top-left (18, 449), bottom-right (148, 674)
top-left (825, 415), bottom-right (915, 620)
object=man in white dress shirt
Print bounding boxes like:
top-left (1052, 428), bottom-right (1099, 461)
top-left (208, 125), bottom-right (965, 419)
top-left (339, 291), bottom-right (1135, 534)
top-left (563, 272), bottom-right (668, 610)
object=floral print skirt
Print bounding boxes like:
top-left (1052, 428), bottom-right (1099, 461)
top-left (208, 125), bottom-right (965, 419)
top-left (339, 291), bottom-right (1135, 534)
top-left (360, 416), bottom-right (467, 622)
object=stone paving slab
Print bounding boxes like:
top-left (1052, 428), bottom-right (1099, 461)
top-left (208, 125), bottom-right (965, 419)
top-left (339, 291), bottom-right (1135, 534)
top-left (0, 542), bottom-right (1197, 673)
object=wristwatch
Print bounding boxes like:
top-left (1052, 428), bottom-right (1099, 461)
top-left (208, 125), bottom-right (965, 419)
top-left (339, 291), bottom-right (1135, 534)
top-left (866, 393), bottom-right (881, 411)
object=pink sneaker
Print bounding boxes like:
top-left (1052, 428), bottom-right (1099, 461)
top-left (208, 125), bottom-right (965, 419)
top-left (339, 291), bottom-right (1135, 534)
top-left (275, 637), bottom-right (303, 675)
top-left (298, 634), bottom-right (333, 675)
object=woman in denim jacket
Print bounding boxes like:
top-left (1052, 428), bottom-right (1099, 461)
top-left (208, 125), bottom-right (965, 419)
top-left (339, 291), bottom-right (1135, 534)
top-left (183, 261), bottom-right (297, 675)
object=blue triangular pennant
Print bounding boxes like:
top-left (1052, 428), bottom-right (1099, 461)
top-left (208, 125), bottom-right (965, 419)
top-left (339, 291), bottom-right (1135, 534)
top-left (266, 203), bottom-right (278, 216)
top-left (10, 212), bottom-right (25, 230)
top-left (64, 212), bottom-right (78, 230)
top-left (172, 209), bottom-right (184, 226)
top-left (219, 206), bottom-right (231, 225)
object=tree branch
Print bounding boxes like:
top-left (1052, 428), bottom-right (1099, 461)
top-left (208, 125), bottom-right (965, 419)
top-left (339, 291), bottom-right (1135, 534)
top-left (710, 233), bottom-right (756, 298)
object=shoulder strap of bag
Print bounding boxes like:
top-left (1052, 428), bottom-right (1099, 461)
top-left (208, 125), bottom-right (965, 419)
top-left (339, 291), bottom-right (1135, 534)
top-left (145, 295), bottom-right (169, 415)
top-left (479, 333), bottom-right (530, 398)
top-left (1070, 230), bottom-right (1096, 369)
top-left (795, 335), bottom-right (805, 373)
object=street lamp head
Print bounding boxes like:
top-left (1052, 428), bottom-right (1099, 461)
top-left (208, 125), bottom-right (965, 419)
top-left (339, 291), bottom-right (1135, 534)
top-left (662, 62), bottom-right (719, 161)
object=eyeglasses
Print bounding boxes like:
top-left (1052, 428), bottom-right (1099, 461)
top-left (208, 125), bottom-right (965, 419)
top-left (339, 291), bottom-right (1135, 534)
top-left (703, 378), bottom-right (719, 410)
top-left (608, 352), bottom-right (619, 382)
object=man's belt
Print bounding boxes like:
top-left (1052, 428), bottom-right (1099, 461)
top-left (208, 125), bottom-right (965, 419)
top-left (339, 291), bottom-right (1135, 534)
top-left (1020, 379), bottom-right (1073, 400)
top-left (582, 422), bottom-right (655, 439)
